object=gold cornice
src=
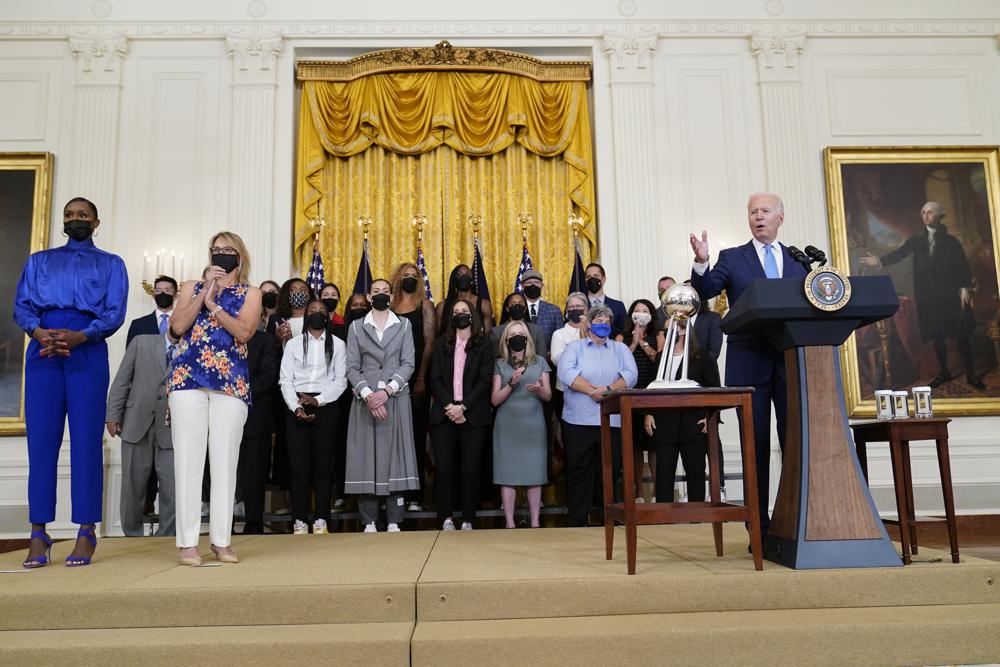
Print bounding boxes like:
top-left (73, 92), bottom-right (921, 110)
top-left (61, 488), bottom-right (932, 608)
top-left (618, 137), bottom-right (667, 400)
top-left (296, 40), bottom-right (591, 83)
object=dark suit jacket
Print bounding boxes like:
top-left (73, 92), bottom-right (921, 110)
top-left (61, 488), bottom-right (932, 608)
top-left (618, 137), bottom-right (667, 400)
top-left (126, 312), bottom-right (161, 346)
top-left (690, 240), bottom-right (808, 385)
top-left (650, 351), bottom-right (721, 445)
top-left (427, 336), bottom-right (495, 428)
top-left (691, 311), bottom-right (723, 361)
top-left (244, 330), bottom-right (278, 437)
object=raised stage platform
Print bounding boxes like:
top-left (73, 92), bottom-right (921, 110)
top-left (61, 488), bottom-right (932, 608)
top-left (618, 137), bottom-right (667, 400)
top-left (2, 525), bottom-right (998, 665)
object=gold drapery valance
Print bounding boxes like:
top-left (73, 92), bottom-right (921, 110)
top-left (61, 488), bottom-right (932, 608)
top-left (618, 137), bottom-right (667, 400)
top-left (294, 44), bottom-right (595, 302)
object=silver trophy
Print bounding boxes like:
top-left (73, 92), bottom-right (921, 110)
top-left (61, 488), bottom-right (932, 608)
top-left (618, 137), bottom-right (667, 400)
top-left (648, 284), bottom-right (701, 389)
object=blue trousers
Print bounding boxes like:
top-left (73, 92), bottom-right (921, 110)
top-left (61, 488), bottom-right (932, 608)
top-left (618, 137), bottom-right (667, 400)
top-left (25, 309), bottom-right (109, 525)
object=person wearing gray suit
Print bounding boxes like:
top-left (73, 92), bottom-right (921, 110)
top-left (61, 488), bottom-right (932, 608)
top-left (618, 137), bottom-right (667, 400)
top-left (106, 332), bottom-right (175, 536)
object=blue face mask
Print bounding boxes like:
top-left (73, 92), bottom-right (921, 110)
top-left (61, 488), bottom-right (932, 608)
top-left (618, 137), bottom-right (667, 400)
top-left (590, 322), bottom-right (612, 339)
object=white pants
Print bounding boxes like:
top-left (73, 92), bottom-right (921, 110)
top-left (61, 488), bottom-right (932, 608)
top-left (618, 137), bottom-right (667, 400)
top-left (168, 389), bottom-right (248, 548)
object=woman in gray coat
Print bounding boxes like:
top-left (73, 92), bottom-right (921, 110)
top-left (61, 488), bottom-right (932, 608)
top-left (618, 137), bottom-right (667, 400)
top-left (343, 278), bottom-right (420, 532)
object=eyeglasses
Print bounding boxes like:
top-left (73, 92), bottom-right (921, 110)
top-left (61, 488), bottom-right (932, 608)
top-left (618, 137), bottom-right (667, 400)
top-left (210, 246), bottom-right (238, 255)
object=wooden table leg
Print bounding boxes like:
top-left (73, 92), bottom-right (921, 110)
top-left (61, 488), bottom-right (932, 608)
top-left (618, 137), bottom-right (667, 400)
top-left (901, 440), bottom-right (918, 554)
top-left (707, 412), bottom-right (723, 557)
top-left (740, 397), bottom-right (763, 571)
top-left (601, 414), bottom-right (614, 560)
top-left (935, 433), bottom-right (961, 564)
top-left (888, 439), bottom-right (912, 565)
top-left (620, 405), bottom-right (638, 575)
top-left (855, 436), bottom-right (869, 484)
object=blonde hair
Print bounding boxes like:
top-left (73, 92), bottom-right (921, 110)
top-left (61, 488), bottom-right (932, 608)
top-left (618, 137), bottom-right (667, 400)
top-left (498, 321), bottom-right (537, 366)
top-left (208, 231), bottom-right (251, 284)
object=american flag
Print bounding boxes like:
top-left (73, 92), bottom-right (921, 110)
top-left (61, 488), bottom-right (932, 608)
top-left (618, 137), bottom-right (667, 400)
top-left (351, 238), bottom-right (373, 296)
top-left (471, 237), bottom-right (492, 304)
top-left (567, 237), bottom-right (586, 296)
top-left (513, 240), bottom-right (534, 293)
top-left (306, 236), bottom-right (325, 295)
top-left (416, 241), bottom-right (434, 302)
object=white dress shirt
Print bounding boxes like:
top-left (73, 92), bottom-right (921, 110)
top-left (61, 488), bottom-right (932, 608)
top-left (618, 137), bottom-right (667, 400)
top-left (550, 323), bottom-right (586, 391)
top-left (279, 331), bottom-right (348, 410)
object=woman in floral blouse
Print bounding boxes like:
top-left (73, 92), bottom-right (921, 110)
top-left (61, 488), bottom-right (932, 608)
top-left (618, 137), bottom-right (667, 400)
top-left (168, 232), bottom-right (261, 566)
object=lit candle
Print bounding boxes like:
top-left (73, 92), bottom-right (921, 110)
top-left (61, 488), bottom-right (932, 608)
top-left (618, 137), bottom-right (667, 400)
top-left (155, 249), bottom-right (161, 276)
top-left (171, 250), bottom-right (176, 278)
top-left (179, 254), bottom-right (185, 281)
top-left (143, 251), bottom-right (149, 283)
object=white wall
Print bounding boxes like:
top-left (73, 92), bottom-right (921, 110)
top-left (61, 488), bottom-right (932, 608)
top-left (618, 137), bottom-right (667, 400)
top-left (1, 0), bottom-right (999, 536)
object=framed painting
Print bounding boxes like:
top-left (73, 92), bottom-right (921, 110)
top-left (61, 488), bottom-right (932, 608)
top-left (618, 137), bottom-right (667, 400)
top-left (824, 146), bottom-right (1000, 417)
top-left (0, 152), bottom-right (53, 435)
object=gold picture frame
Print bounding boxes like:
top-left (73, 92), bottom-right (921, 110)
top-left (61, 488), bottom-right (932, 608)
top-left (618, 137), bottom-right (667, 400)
top-left (824, 146), bottom-right (1000, 417)
top-left (0, 152), bottom-right (53, 435)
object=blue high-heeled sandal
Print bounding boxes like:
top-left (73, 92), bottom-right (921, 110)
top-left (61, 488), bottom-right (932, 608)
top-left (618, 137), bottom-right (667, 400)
top-left (65, 525), bottom-right (97, 567)
top-left (22, 530), bottom-right (52, 569)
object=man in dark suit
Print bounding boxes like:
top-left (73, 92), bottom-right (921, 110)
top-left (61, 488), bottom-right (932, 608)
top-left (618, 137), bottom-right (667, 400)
top-left (519, 269), bottom-right (564, 354)
top-left (654, 275), bottom-right (675, 330)
top-left (237, 329), bottom-right (279, 534)
top-left (688, 192), bottom-right (808, 539)
top-left (125, 275), bottom-right (177, 346)
top-left (584, 263), bottom-right (627, 336)
top-left (859, 201), bottom-right (983, 390)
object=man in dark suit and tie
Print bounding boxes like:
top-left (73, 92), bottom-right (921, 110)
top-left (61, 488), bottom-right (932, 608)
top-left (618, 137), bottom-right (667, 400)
top-left (584, 263), bottom-right (627, 337)
top-left (688, 192), bottom-right (808, 539)
top-left (519, 269), bottom-right (564, 356)
top-left (125, 275), bottom-right (177, 346)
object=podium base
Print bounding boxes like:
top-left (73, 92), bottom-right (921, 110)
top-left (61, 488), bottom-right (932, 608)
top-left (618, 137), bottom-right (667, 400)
top-left (764, 533), bottom-right (902, 569)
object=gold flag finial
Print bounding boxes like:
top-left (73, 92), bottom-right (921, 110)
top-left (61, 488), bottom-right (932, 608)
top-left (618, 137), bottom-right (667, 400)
top-left (468, 213), bottom-right (483, 240)
top-left (517, 213), bottom-right (532, 241)
top-left (357, 215), bottom-right (373, 241)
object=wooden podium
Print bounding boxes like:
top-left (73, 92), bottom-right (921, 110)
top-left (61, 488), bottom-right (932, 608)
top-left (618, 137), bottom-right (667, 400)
top-left (722, 276), bottom-right (903, 569)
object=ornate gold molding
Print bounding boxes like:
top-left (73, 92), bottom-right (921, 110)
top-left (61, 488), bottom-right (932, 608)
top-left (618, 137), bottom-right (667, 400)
top-left (296, 40), bottom-right (591, 82)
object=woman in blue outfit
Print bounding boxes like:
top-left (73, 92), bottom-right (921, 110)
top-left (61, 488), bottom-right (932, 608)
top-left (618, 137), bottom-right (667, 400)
top-left (14, 197), bottom-right (129, 567)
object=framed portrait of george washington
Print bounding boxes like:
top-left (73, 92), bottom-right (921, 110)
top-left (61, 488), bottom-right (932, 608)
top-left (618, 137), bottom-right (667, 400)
top-left (0, 152), bottom-right (52, 435)
top-left (825, 146), bottom-right (1000, 417)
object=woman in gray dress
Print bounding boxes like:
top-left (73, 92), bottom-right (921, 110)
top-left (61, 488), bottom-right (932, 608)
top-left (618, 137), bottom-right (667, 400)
top-left (343, 278), bottom-right (419, 532)
top-left (491, 321), bottom-right (551, 528)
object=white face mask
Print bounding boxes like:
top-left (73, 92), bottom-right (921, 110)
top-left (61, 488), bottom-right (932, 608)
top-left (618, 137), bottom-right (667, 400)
top-left (632, 312), bottom-right (652, 327)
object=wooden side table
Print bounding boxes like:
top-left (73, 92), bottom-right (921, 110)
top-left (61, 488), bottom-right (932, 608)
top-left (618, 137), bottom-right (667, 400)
top-left (599, 387), bottom-right (763, 575)
top-left (849, 417), bottom-right (959, 565)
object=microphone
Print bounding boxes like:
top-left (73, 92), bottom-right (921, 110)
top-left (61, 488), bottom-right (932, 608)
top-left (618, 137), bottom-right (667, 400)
top-left (786, 245), bottom-right (813, 271)
top-left (804, 245), bottom-right (827, 267)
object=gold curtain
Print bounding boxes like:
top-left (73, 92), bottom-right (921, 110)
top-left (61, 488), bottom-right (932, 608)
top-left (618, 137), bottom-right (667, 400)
top-left (295, 69), bottom-right (595, 300)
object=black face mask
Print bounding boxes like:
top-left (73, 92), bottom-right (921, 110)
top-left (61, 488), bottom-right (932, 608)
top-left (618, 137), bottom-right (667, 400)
top-left (306, 312), bottom-right (328, 331)
top-left (64, 220), bottom-right (93, 242)
top-left (586, 276), bottom-right (602, 294)
top-left (349, 307), bottom-right (369, 322)
top-left (508, 304), bottom-right (527, 321)
top-left (401, 276), bottom-right (419, 294)
top-left (371, 293), bottom-right (391, 311)
top-left (523, 285), bottom-right (542, 300)
top-left (153, 293), bottom-right (174, 309)
top-left (261, 292), bottom-right (279, 309)
top-left (508, 335), bottom-right (528, 352)
top-left (322, 298), bottom-right (338, 313)
top-left (212, 254), bottom-right (240, 274)
top-left (566, 309), bottom-right (585, 324)
top-left (452, 313), bottom-right (472, 330)
top-left (455, 275), bottom-right (474, 292)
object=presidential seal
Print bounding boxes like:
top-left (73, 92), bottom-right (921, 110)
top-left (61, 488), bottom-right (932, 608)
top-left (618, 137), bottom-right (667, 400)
top-left (804, 265), bottom-right (851, 311)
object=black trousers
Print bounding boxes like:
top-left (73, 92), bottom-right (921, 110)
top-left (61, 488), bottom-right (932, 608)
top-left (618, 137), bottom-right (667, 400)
top-left (562, 422), bottom-right (621, 528)
top-left (237, 434), bottom-right (270, 533)
top-left (431, 421), bottom-right (486, 525)
top-left (407, 394), bottom-right (429, 504)
top-left (331, 390), bottom-right (353, 501)
top-left (654, 438), bottom-right (707, 503)
top-left (286, 401), bottom-right (339, 524)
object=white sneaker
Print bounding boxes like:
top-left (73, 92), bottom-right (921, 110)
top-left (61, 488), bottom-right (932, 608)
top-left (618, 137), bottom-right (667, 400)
top-left (461, 522), bottom-right (473, 531)
top-left (635, 497), bottom-right (645, 504)
top-left (234, 501), bottom-right (245, 517)
top-left (313, 519), bottom-right (328, 535)
top-left (333, 498), bottom-right (345, 510)
top-left (293, 520), bottom-right (309, 535)
top-left (363, 522), bottom-right (377, 533)
top-left (200, 502), bottom-right (210, 517)
top-left (651, 496), bottom-right (657, 503)
top-left (387, 523), bottom-right (401, 533)
top-left (407, 502), bottom-right (422, 512)
top-left (442, 519), bottom-right (456, 531)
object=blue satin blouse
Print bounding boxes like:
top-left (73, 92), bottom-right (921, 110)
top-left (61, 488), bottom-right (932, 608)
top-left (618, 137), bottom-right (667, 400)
top-left (13, 237), bottom-right (129, 342)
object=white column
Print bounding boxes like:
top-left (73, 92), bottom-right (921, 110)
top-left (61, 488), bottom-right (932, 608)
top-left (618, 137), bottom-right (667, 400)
top-left (751, 32), bottom-right (811, 246)
top-left (225, 35), bottom-right (282, 282)
top-left (602, 34), bottom-right (661, 301)
top-left (68, 36), bottom-right (127, 224)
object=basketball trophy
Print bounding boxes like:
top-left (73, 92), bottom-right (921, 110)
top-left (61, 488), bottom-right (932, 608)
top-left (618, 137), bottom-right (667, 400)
top-left (647, 283), bottom-right (701, 389)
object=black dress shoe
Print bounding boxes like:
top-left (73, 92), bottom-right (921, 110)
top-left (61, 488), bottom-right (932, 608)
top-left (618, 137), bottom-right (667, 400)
top-left (928, 373), bottom-right (953, 388)
top-left (967, 375), bottom-right (986, 391)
